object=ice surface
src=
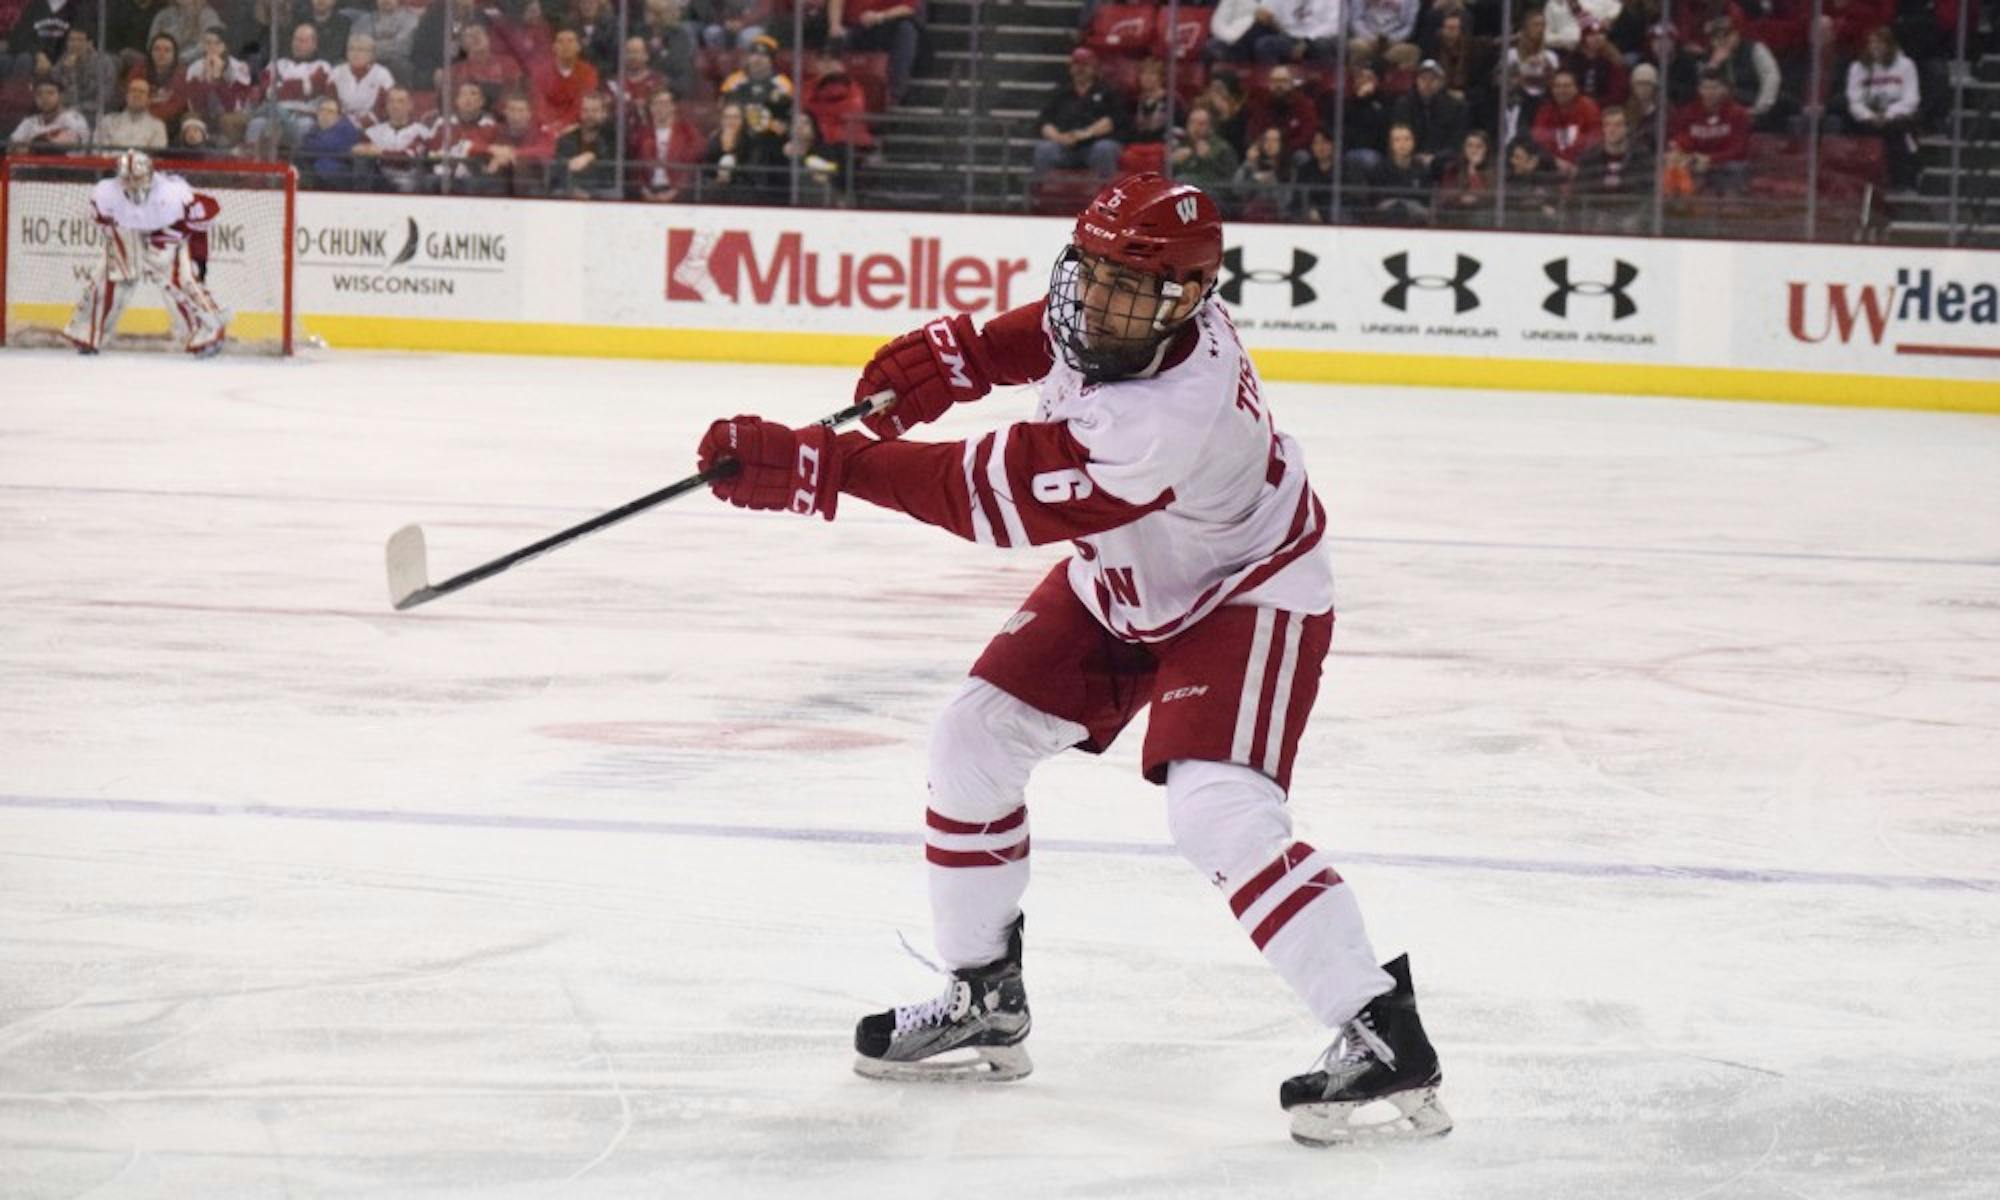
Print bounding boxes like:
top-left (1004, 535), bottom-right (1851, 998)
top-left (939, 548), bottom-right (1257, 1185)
top-left (2, 350), bottom-right (1997, 1199)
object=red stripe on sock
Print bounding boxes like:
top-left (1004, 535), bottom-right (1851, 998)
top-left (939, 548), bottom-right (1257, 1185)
top-left (1248, 868), bottom-right (1344, 950)
top-left (925, 806), bottom-right (1026, 836)
top-left (925, 838), bottom-right (1030, 868)
top-left (1228, 842), bottom-right (1317, 918)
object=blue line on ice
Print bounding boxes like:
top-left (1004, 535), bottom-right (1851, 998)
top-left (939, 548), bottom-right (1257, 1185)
top-left (1, 484), bottom-right (1995, 570)
top-left (3, 792), bottom-right (1994, 895)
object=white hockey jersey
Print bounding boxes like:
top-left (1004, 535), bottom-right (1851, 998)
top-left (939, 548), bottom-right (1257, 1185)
top-left (1035, 301), bottom-right (1333, 641)
top-left (838, 299), bottom-right (1334, 644)
top-left (90, 173), bottom-right (207, 239)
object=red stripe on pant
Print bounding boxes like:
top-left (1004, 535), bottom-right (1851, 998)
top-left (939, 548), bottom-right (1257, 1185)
top-left (1228, 842), bottom-right (1317, 918)
top-left (1248, 868), bottom-right (1343, 950)
top-left (1246, 610), bottom-right (1292, 771)
top-left (925, 838), bottom-right (1030, 867)
top-left (925, 805), bottom-right (1026, 836)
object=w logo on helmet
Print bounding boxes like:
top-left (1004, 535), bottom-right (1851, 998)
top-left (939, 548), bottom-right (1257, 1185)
top-left (1175, 196), bottom-right (1198, 224)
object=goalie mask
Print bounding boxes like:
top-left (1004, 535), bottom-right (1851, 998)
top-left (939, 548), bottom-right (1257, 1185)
top-left (115, 149), bottom-right (154, 204)
top-left (1047, 173), bottom-right (1223, 382)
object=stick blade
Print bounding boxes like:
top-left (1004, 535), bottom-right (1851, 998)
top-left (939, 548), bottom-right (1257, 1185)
top-left (386, 524), bottom-right (434, 610)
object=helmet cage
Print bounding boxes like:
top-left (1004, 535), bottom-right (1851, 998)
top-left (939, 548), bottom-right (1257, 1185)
top-left (116, 150), bottom-right (154, 204)
top-left (1046, 245), bottom-right (1208, 381)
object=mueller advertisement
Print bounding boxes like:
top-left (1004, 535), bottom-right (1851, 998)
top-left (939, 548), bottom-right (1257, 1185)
top-left (285, 195), bottom-right (1997, 404)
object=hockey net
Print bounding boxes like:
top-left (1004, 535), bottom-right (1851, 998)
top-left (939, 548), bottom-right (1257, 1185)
top-left (1, 155), bottom-right (296, 355)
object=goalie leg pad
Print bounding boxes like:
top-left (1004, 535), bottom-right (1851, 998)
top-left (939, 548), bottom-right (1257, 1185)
top-left (160, 243), bottom-right (229, 354)
top-left (64, 232), bottom-right (142, 350)
top-left (104, 229), bottom-right (141, 282)
top-left (64, 277), bottom-right (131, 352)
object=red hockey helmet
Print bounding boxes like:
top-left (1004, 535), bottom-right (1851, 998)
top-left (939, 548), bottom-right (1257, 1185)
top-left (1072, 172), bottom-right (1224, 290)
top-left (1049, 173), bottom-right (1224, 380)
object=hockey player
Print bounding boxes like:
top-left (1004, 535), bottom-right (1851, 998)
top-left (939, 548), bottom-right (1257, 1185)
top-left (694, 173), bottom-right (1449, 1147)
top-left (65, 150), bottom-right (229, 357)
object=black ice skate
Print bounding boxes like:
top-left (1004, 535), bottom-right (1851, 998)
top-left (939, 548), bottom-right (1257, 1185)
top-left (1280, 954), bottom-right (1452, 1146)
top-left (853, 915), bottom-right (1031, 1083)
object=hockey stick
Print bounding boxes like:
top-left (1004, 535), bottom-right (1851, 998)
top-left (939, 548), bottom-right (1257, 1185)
top-left (386, 390), bottom-right (895, 611)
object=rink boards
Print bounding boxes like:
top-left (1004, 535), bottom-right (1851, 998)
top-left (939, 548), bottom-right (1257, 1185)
top-left (13, 186), bottom-right (1992, 409)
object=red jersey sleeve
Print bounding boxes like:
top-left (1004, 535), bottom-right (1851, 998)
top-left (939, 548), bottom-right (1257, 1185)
top-left (972, 300), bottom-right (1056, 386)
top-left (836, 420), bottom-right (1172, 548)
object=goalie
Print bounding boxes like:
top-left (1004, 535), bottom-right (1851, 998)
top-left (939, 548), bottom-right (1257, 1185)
top-left (64, 150), bottom-right (229, 357)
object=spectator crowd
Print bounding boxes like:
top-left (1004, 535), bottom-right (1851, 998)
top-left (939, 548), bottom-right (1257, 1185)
top-left (3, 0), bottom-right (924, 199)
top-left (2, 0), bottom-right (1988, 224)
top-left (1038, 0), bottom-right (1989, 229)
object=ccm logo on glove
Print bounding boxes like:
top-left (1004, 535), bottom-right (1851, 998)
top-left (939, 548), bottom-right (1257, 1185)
top-left (791, 442), bottom-right (822, 515)
top-left (697, 414), bottom-right (842, 521)
top-left (925, 318), bottom-right (975, 392)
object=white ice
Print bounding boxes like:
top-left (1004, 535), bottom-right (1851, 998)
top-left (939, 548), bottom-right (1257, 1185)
top-left (2, 350), bottom-right (1997, 1200)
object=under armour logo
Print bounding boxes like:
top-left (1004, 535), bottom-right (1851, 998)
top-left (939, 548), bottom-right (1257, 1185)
top-left (1221, 247), bottom-right (1317, 307)
top-left (1175, 195), bottom-right (1198, 223)
top-left (1543, 258), bottom-right (1639, 320)
top-left (1381, 252), bottom-right (1481, 314)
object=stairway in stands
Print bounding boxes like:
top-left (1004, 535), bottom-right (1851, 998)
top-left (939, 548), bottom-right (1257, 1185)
top-left (862, 0), bottom-right (1076, 212)
top-left (1881, 54), bottom-right (2000, 246)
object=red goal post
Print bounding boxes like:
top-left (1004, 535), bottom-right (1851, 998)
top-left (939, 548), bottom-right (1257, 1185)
top-left (0, 155), bottom-right (297, 355)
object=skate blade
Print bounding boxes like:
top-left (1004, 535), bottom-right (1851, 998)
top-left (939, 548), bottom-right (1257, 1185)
top-left (853, 1043), bottom-right (1032, 1084)
top-left (1289, 1085), bottom-right (1452, 1147)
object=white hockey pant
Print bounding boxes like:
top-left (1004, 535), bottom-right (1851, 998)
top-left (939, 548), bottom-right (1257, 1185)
top-left (925, 680), bottom-right (1393, 1026)
top-left (65, 232), bottom-right (227, 353)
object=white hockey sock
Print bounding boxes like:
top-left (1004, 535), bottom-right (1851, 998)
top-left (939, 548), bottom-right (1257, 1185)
top-left (1166, 759), bottom-right (1393, 1026)
top-left (926, 803), bottom-right (1030, 970)
top-left (924, 679), bottom-right (1084, 969)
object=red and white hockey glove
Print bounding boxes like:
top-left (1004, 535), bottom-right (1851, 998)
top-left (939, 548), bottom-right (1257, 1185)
top-left (857, 314), bottom-right (995, 440)
top-left (696, 414), bottom-right (843, 521)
